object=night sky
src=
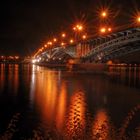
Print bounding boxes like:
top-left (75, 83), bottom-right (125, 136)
top-left (0, 0), bottom-right (140, 56)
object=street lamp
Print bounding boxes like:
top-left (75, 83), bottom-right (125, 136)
top-left (44, 44), bottom-right (47, 48)
top-left (53, 38), bottom-right (57, 42)
top-left (70, 39), bottom-right (74, 44)
top-left (77, 25), bottom-right (83, 31)
top-left (73, 23), bottom-right (84, 42)
top-left (47, 41), bottom-right (52, 45)
top-left (73, 27), bottom-right (76, 31)
top-left (100, 27), bottom-right (106, 33)
top-left (108, 27), bottom-right (112, 32)
top-left (61, 33), bottom-right (66, 38)
top-left (82, 35), bottom-right (87, 40)
top-left (61, 42), bottom-right (65, 46)
top-left (100, 27), bottom-right (112, 34)
top-left (73, 24), bottom-right (84, 32)
top-left (101, 11), bottom-right (107, 18)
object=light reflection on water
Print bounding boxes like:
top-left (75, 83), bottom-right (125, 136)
top-left (92, 109), bottom-right (110, 139)
top-left (0, 64), bottom-right (19, 95)
top-left (109, 66), bottom-right (140, 88)
top-left (0, 64), bottom-right (5, 92)
top-left (64, 91), bottom-right (86, 139)
top-left (0, 64), bottom-right (140, 139)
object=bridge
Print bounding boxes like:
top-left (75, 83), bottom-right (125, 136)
top-left (33, 27), bottom-right (140, 65)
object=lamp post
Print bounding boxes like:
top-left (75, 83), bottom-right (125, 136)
top-left (101, 11), bottom-right (107, 18)
top-left (73, 24), bottom-right (84, 42)
top-left (53, 38), bottom-right (57, 42)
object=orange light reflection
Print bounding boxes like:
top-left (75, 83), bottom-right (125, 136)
top-left (92, 109), bottom-right (110, 140)
top-left (13, 64), bottom-right (19, 94)
top-left (0, 64), bottom-right (5, 92)
top-left (34, 70), bottom-right (57, 126)
top-left (65, 91), bottom-right (86, 139)
top-left (56, 82), bottom-right (67, 132)
top-left (32, 68), bottom-right (68, 129)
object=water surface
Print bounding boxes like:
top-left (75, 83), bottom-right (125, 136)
top-left (0, 64), bottom-right (140, 139)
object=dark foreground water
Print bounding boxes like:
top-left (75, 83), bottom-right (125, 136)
top-left (0, 64), bottom-right (140, 140)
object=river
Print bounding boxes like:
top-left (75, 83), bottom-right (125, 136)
top-left (0, 64), bottom-right (140, 139)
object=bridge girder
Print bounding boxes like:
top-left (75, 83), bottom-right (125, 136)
top-left (82, 28), bottom-right (140, 63)
top-left (35, 28), bottom-right (140, 63)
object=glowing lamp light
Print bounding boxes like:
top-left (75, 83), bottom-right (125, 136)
top-left (77, 24), bottom-right (83, 30)
top-left (44, 44), bottom-right (47, 48)
top-left (32, 59), bottom-right (36, 64)
top-left (62, 33), bottom-right (66, 38)
top-left (47, 41), bottom-right (52, 45)
top-left (37, 57), bottom-right (41, 62)
top-left (53, 38), bottom-right (57, 42)
top-left (73, 24), bottom-right (83, 32)
top-left (108, 27), bottom-right (112, 32)
top-left (100, 27), bottom-right (106, 33)
top-left (82, 35), bottom-right (86, 40)
top-left (73, 27), bottom-right (76, 30)
top-left (101, 11), bottom-right (107, 18)
top-left (70, 39), bottom-right (74, 44)
top-left (61, 42), bottom-right (65, 46)
top-left (137, 16), bottom-right (140, 23)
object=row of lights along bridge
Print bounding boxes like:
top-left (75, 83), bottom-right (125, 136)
top-left (34, 10), bottom-right (140, 57)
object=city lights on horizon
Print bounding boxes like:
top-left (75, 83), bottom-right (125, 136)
top-left (0, 55), bottom-right (20, 60)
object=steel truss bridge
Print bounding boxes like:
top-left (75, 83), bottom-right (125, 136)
top-left (35, 27), bottom-right (140, 64)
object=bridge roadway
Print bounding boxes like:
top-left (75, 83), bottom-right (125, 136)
top-left (33, 27), bottom-right (140, 70)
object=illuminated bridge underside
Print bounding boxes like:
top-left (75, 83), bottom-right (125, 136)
top-left (39, 47), bottom-right (74, 62)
